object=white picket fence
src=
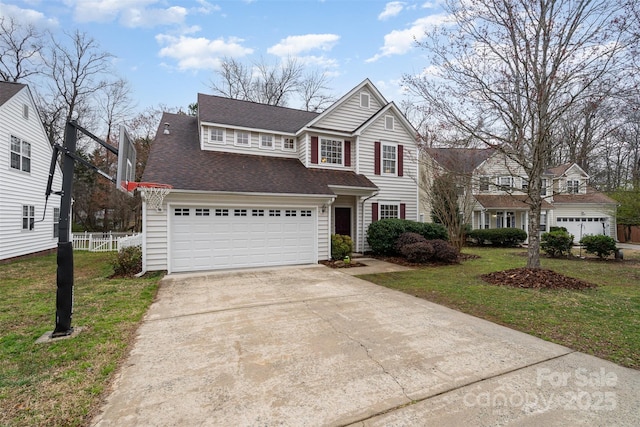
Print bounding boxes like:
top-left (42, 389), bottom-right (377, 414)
top-left (72, 232), bottom-right (141, 252)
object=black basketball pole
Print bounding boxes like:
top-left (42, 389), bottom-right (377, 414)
top-left (52, 121), bottom-right (77, 337)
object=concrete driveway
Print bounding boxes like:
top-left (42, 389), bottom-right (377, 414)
top-left (91, 265), bottom-right (640, 426)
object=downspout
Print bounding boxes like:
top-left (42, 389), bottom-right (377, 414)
top-left (360, 191), bottom-right (379, 254)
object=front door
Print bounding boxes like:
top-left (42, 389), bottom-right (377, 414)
top-left (334, 207), bottom-right (351, 237)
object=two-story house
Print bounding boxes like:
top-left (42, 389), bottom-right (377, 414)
top-left (140, 79), bottom-right (419, 273)
top-left (424, 148), bottom-right (616, 242)
top-left (0, 82), bottom-right (62, 261)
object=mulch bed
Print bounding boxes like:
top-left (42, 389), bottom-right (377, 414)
top-left (481, 268), bottom-right (597, 290)
top-left (319, 260), bottom-right (367, 268)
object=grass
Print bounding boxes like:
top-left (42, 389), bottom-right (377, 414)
top-left (0, 252), bottom-right (162, 427)
top-left (359, 247), bottom-right (640, 370)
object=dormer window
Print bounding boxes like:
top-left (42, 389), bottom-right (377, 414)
top-left (479, 176), bottom-right (490, 191)
top-left (260, 134), bottom-right (274, 149)
top-left (209, 127), bottom-right (225, 143)
top-left (567, 179), bottom-right (580, 194)
top-left (283, 137), bottom-right (295, 151)
top-left (360, 92), bottom-right (370, 109)
top-left (385, 115), bottom-right (394, 130)
top-left (235, 130), bottom-right (250, 146)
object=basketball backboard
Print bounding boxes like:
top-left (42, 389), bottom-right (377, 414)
top-left (116, 125), bottom-right (137, 195)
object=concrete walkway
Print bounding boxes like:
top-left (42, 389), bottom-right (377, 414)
top-left (91, 264), bottom-right (640, 426)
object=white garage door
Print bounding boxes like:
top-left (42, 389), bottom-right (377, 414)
top-left (170, 206), bottom-right (316, 273)
top-left (556, 217), bottom-right (607, 240)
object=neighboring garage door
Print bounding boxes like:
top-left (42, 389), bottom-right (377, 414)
top-left (170, 206), bottom-right (315, 272)
top-left (556, 217), bottom-right (607, 239)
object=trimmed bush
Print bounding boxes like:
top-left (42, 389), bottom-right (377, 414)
top-left (468, 228), bottom-right (527, 247)
top-left (400, 241), bottom-right (435, 263)
top-left (541, 230), bottom-right (574, 258)
top-left (580, 234), bottom-right (617, 259)
top-left (367, 219), bottom-right (447, 255)
top-left (549, 226), bottom-right (568, 233)
top-left (430, 239), bottom-right (460, 263)
top-left (331, 234), bottom-right (353, 260)
top-left (394, 232), bottom-right (427, 253)
top-left (111, 245), bottom-right (142, 277)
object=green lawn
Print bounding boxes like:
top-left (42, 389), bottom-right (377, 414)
top-left (0, 252), bottom-right (161, 427)
top-left (359, 247), bottom-right (640, 370)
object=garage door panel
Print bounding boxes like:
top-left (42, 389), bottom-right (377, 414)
top-left (171, 206), bottom-right (316, 272)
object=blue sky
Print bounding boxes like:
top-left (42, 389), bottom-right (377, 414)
top-left (0, 0), bottom-right (449, 112)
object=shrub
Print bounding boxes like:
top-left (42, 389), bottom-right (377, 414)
top-left (331, 234), bottom-right (353, 260)
top-left (430, 239), bottom-right (460, 263)
top-left (394, 232), bottom-right (427, 253)
top-left (541, 230), bottom-right (574, 258)
top-left (400, 241), bottom-right (435, 263)
top-left (111, 245), bottom-right (142, 277)
top-left (580, 234), bottom-right (617, 259)
top-left (549, 226), bottom-right (568, 233)
top-left (367, 219), bottom-right (447, 255)
top-left (467, 228), bottom-right (527, 247)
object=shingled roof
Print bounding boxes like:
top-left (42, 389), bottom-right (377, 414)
top-left (426, 148), bottom-right (495, 175)
top-left (474, 195), bottom-right (554, 209)
top-left (553, 191), bottom-right (616, 204)
top-left (0, 81), bottom-right (25, 106)
top-left (142, 112), bottom-right (377, 195)
top-left (197, 93), bottom-right (320, 134)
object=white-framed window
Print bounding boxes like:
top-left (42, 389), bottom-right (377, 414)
top-left (540, 211), bottom-right (547, 232)
top-left (385, 115), bottom-right (394, 130)
top-left (23, 104), bottom-right (29, 120)
top-left (498, 176), bottom-right (513, 191)
top-left (252, 209), bottom-right (265, 217)
top-left (260, 134), bottom-right (274, 149)
top-left (567, 179), bottom-right (580, 194)
top-left (541, 178), bottom-right (548, 196)
top-left (382, 143), bottom-right (397, 175)
top-left (479, 176), bottom-right (490, 191)
top-left (215, 208), bottom-right (229, 216)
top-left (174, 208), bottom-right (189, 216)
top-left (283, 137), bottom-right (295, 151)
top-left (10, 135), bottom-right (31, 173)
top-left (22, 205), bottom-right (35, 230)
top-left (269, 209), bottom-right (281, 217)
top-left (53, 207), bottom-right (60, 238)
top-left (195, 208), bottom-right (210, 216)
top-left (209, 127), bottom-right (225, 143)
top-left (320, 138), bottom-right (343, 165)
top-left (235, 130), bottom-right (250, 146)
top-left (360, 92), bottom-right (370, 108)
top-left (380, 203), bottom-right (400, 219)
top-left (234, 209), bottom-right (247, 216)
top-left (301, 210), bottom-right (312, 217)
top-left (496, 211), bottom-right (516, 228)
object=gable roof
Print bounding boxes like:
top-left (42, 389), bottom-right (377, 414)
top-left (197, 93), bottom-right (319, 134)
top-left (0, 81), bottom-right (26, 106)
top-left (546, 162), bottom-right (589, 178)
top-left (143, 113), bottom-right (376, 195)
top-left (426, 148), bottom-right (496, 175)
top-left (552, 191), bottom-right (616, 205)
top-left (305, 78), bottom-right (387, 129)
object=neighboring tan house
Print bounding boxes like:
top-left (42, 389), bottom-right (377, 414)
top-left (141, 79), bottom-right (419, 273)
top-left (0, 82), bottom-right (62, 261)
top-left (423, 148), bottom-right (617, 241)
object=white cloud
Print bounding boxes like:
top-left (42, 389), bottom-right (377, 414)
top-left (267, 34), bottom-right (340, 57)
top-left (156, 34), bottom-right (253, 71)
top-left (378, 1), bottom-right (405, 20)
top-left (69, 0), bottom-right (188, 28)
top-left (366, 13), bottom-right (450, 62)
top-left (195, 0), bottom-right (221, 14)
top-left (0, 2), bottom-right (59, 27)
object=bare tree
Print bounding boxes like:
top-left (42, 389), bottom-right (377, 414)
top-left (38, 30), bottom-right (115, 145)
top-left (0, 16), bottom-right (44, 82)
top-left (404, 0), bottom-right (632, 268)
top-left (210, 56), bottom-right (333, 110)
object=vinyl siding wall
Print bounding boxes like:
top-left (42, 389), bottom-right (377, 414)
top-left (316, 90), bottom-right (383, 132)
top-left (142, 191), bottom-right (330, 272)
top-left (0, 87), bottom-right (62, 260)
top-left (200, 126), bottom-right (300, 159)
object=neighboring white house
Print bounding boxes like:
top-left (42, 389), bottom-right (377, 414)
top-left (141, 79), bottom-right (420, 273)
top-left (0, 82), bottom-right (62, 261)
top-left (424, 148), bottom-right (617, 241)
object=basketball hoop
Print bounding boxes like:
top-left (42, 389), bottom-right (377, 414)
top-left (123, 182), bottom-right (173, 211)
